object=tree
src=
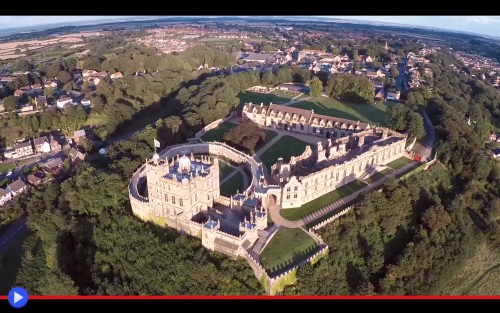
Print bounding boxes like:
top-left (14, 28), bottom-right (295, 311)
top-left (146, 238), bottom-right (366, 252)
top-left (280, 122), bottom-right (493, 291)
top-left (261, 70), bottom-right (274, 86)
top-left (386, 103), bottom-right (408, 130)
top-left (14, 59), bottom-right (31, 71)
top-left (407, 111), bottom-right (426, 140)
top-left (310, 76), bottom-right (323, 98)
top-left (223, 119), bottom-right (266, 153)
top-left (57, 70), bottom-right (73, 84)
top-left (390, 66), bottom-right (399, 77)
top-left (32, 115), bottom-right (40, 132)
top-left (3, 95), bottom-right (17, 112)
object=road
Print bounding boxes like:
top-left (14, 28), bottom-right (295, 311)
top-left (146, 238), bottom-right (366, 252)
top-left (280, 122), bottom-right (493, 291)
top-left (419, 107), bottom-right (436, 161)
top-left (0, 217), bottom-right (27, 254)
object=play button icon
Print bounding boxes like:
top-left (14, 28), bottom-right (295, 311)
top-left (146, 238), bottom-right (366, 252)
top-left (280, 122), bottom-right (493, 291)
top-left (8, 287), bottom-right (28, 308)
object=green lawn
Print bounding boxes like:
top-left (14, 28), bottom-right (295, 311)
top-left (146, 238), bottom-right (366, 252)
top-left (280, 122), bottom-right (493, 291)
top-left (219, 161), bottom-right (235, 181)
top-left (0, 229), bottom-right (27, 294)
top-left (201, 122), bottom-right (237, 142)
top-left (220, 172), bottom-right (244, 197)
top-left (364, 168), bottom-right (393, 184)
top-left (84, 112), bottom-right (108, 127)
top-left (260, 227), bottom-right (317, 275)
top-left (270, 90), bottom-right (299, 99)
top-left (237, 91), bottom-right (292, 109)
top-left (291, 97), bottom-right (398, 126)
top-left (280, 180), bottom-right (367, 221)
top-left (0, 162), bottom-right (15, 173)
top-left (259, 135), bottom-right (309, 173)
top-left (305, 201), bottom-right (354, 229)
top-left (386, 157), bottom-right (413, 170)
top-left (441, 241), bottom-right (500, 295)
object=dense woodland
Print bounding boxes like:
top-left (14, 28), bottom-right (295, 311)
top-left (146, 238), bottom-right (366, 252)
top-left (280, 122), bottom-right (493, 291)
top-left (284, 52), bottom-right (500, 295)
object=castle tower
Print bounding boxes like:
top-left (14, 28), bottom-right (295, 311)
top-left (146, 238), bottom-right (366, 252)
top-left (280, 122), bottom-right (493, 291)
top-left (255, 207), bottom-right (267, 230)
top-left (201, 218), bottom-right (220, 251)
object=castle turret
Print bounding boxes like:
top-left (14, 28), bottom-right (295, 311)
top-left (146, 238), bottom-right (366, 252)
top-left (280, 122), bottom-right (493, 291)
top-left (202, 218), bottom-right (220, 251)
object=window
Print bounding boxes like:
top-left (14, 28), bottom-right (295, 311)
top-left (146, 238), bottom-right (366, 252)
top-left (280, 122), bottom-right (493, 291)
top-left (286, 187), bottom-right (291, 192)
top-left (286, 195), bottom-right (290, 200)
top-left (294, 194), bottom-right (298, 199)
top-left (300, 124), bottom-right (304, 130)
top-left (172, 196), bottom-right (176, 205)
top-left (179, 198), bottom-right (183, 207)
top-left (313, 127), bottom-right (316, 133)
top-left (195, 193), bottom-right (197, 202)
top-left (165, 194), bottom-right (169, 202)
top-left (294, 186), bottom-right (298, 191)
top-left (319, 128), bottom-right (324, 135)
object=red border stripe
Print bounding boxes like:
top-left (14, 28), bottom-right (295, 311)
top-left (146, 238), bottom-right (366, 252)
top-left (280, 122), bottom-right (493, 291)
top-left (1, 295), bottom-right (500, 300)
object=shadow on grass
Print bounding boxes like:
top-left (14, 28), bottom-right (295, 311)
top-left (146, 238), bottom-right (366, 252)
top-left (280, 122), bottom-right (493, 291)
top-left (266, 244), bottom-right (321, 277)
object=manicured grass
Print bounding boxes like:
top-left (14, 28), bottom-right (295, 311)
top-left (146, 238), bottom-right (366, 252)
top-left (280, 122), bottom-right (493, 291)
top-left (280, 180), bottom-right (367, 221)
top-left (259, 135), bottom-right (309, 173)
top-left (220, 172), bottom-right (244, 197)
top-left (260, 227), bottom-right (317, 274)
top-left (237, 91), bottom-right (292, 109)
top-left (218, 161), bottom-right (234, 181)
top-left (441, 241), bottom-right (500, 295)
top-left (364, 168), bottom-right (393, 184)
top-left (290, 97), bottom-right (398, 126)
top-left (305, 201), bottom-right (354, 229)
top-left (270, 90), bottom-right (299, 99)
top-left (201, 122), bottom-right (237, 142)
top-left (0, 229), bottom-right (27, 294)
top-left (84, 112), bottom-right (107, 127)
top-left (386, 157), bottom-right (413, 170)
top-left (0, 162), bottom-right (15, 173)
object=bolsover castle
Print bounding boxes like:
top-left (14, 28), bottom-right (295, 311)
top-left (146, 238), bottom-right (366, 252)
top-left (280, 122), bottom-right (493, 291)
top-left (129, 101), bottom-right (408, 274)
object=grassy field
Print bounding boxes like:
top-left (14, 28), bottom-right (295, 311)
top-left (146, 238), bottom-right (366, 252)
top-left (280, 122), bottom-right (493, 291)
top-left (84, 112), bottom-right (108, 127)
top-left (386, 157), bottom-right (413, 170)
top-left (305, 202), bottom-right (354, 229)
top-left (259, 135), bottom-right (309, 173)
top-left (270, 90), bottom-right (300, 99)
top-left (290, 97), bottom-right (398, 126)
top-left (0, 162), bottom-right (15, 173)
top-left (0, 229), bottom-right (26, 294)
top-left (441, 241), bottom-right (500, 295)
top-left (260, 227), bottom-right (317, 275)
top-left (237, 91), bottom-right (292, 109)
top-left (220, 172), bottom-right (244, 197)
top-left (364, 168), bottom-right (393, 184)
top-left (219, 161), bottom-right (235, 181)
top-left (201, 122), bottom-right (237, 142)
top-left (280, 180), bottom-right (367, 221)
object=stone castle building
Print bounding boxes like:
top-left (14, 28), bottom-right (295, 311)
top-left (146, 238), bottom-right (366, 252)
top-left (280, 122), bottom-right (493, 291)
top-left (145, 152), bottom-right (220, 219)
top-left (268, 127), bottom-right (407, 209)
top-left (242, 102), bottom-right (371, 139)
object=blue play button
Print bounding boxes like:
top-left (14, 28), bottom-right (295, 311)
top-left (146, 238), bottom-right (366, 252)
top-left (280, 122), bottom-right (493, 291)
top-left (8, 287), bottom-right (28, 308)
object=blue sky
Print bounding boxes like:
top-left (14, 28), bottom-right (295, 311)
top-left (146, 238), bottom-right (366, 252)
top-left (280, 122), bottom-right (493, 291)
top-left (0, 16), bottom-right (499, 37)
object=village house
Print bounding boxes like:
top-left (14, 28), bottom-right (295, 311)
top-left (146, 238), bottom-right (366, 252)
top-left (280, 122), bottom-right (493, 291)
top-left (44, 80), bottom-right (58, 89)
top-left (85, 76), bottom-right (101, 86)
top-left (14, 89), bottom-right (24, 97)
top-left (40, 157), bottom-right (65, 176)
top-left (56, 95), bottom-right (73, 109)
top-left (73, 129), bottom-right (87, 146)
top-left (13, 141), bottom-right (34, 158)
top-left (35, 95), bottom-right (47, 108)
top-left (82, 69), bottom-right (98, 77)
top-left (0, 188), bottom-right (12, 206)
top-left (110, 72), bottom-right (123, 79)
top-left (7, 179), bottom-right (27, 197)
top-left (374, 88), bottom-right (386, 101)
top-left (69, 147), bottom-right (86, 164)
top-left (32, 136), bottom-right (51, 154)
top-left (386, 89), bottom-right (401, 101)
top-left (27, 172), bottom-right (44, 186)
top-left (30, 83), bottom-right (43, 92)
top-left (49, 134), bottom-right (62, 152)
top-left (81, 99), bottom-right (91, 107)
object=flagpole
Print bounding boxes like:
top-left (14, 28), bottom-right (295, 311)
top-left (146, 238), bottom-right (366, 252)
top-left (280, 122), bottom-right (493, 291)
top-left (154, 138), bottom-right (157, 154)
